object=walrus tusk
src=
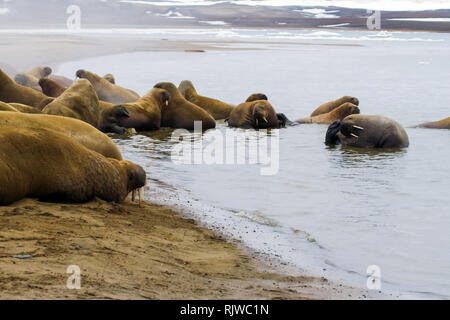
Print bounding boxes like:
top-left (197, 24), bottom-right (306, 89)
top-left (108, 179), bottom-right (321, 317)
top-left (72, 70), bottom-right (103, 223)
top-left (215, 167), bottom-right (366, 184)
top-left (350, 133), bottom-right (359, 138)
top-left (263, 117), bottom-right (268, 123)
top-left (165, 100), bottom-right (169, 106)
top-left (352, 125), bottom-right (364, 130)
top-left (256, 119), bottom-right (259, 127)
top-left (132, 189), bottom-right (136, 202)
top-left (138, 188), bottom-right (142, 207)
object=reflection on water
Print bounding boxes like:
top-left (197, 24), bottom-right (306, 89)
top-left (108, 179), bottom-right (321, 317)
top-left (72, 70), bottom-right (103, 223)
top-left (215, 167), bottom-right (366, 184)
top-left (59, 30), bottom-right (450, 298)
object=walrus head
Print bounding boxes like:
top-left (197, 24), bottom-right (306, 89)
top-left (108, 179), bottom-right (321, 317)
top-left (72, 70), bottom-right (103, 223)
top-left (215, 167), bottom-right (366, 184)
top-left (325, 120), bottom-right (342, 145)
top-left (121, 161), bottom-right (147, 193)
top-left (42, 66), bottom-right (52, 78)
top-left (252, 101), bottom-right (273, 128)
top-left (347, 96), bottom-right (359, 106)
top-left (103, 73), bottom-right (115, 84)
top-left (102, 105), bottom-right (129, 134)
top-left (14, 73), bottom-right (28, 86)
top-left (178, 80), bottom-right (197, 98)
top-left (246, 93), bottom-right (268, 103)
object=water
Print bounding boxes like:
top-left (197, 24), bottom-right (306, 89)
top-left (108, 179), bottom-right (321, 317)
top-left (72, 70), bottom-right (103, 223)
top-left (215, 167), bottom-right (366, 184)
top-left (58, 28), bottom-right (450, 299)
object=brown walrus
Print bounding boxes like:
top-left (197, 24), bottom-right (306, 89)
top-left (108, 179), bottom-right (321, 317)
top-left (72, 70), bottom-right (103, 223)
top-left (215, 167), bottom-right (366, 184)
top-left (14, 66), bottom-right (53, 92)
top-left (39, 77), bottom-right (129, 134)
top-left (0, 111), bottom-right (123, 160)
top-left (0, 101), bottom-right (19, 112)
top-left (8, 103), bottom-right (42, 114)
top-left (76, 69), bottom-right (140, 104)
top-left (178, 80), bottom-right (235, 120)
top-left (296, 103), bottom-right (360, 124)
top-left (325, 115), bottom-right (409, 148)
top-left (41, 79), bottom-right (100, 127)
top-left (0, 127), bottom-right (146, 205)
top-left (227, 100), bottom-right (280, 129)
top-left (116, 88), bottom-right (170, 131)
top-left (153, 82), bottom-right (216, 130)
top-left (103, 73), bottom-right (116, 84)
top-left (417, 117), bottom-right (450, 129)
top-left (0, 69), bottom-right (48, 107)
top-left (246, 93), bottom-right (268, 103)
top-left (48, 74), bottom-right (74, 88)
top-left (311, 96), bottom-right (359, 117)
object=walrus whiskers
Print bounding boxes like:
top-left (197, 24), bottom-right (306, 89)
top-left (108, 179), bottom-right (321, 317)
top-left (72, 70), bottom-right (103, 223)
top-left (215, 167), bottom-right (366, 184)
top-left (350, 133), bottom-right (359, 138)
top-left (352, 125), bottom-right (364, 130)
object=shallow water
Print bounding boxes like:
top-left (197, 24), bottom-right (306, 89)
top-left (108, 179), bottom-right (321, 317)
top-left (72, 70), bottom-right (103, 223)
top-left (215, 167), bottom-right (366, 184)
top-left (58, 28), bottom-right (450, 299)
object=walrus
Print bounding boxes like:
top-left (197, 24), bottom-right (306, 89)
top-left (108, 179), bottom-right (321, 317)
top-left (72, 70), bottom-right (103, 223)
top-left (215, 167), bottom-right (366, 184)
top-left (41, 79), bottom-right (100, 128)
top-left (178, 80), bottom-right (235, 120)
top-left (325, 115), bottom-right (409, 148)
top-left (14, 66), bottom-right (53, 92)
top-left (0, 111), bottom-right (123, 160)
top-left (417, 117), bottom-right (450, 129)
top-left (115, 88), bottom-right (170, 131)
top-left (227, 100), bottom-right (280, 129)
top-left (76, 69), bottom-right (140, 104)
top-left (0, 69), bottom-right (48, 107)
top-left (311, 96), bottom-right (359, 117)
top-left (39, 78), bottom-right (129, 134)
top-left (8, 103), bottom-right (42, 114)
top-left (103, 73), bottom-right (116, 84)
top-left (296, 103), bottom-right (360, 124)
top-left (246, 93), bottom-right (268, 103)
top-left (0, 127), bottom-right (146, 205)
top-left (153, 82), bottom-right (216, 130)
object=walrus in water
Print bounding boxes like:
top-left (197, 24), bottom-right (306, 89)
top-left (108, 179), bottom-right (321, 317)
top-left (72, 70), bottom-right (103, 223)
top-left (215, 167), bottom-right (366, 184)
top-left (296, 103), bottom-right (360, 124)
top-left (227, 100), bottom-right (279, 129)
top-left (39, 77), bottom-right (129, 134)
top-left (115, 88), bottom-right (170, 131)
top-left (41, 79), bottom-right (100, 127)
top-left (325, 115), bottom-right (409, 148)
top-left (417, 117), bottom-right (450, 129)
top-left (14, 66), bottom-right (53, 92)
top-left (0, 127), bottom-right (146, 205)
top-left (0, 111), bottom-right (123, 160)
top-left (154, 82), bottom-right (216, 130)
top-left (76, 69), bottom-right (140, 104)
top-left (0, 69), bottom-right (48, 107)
top-left (311, 96), bottom-right (359, 117)
top-left (178, 80), bottom-right (235, 120)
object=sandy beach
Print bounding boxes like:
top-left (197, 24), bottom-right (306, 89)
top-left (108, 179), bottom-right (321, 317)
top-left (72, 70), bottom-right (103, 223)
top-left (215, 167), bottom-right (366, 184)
top-left (0, 32), bottom-right (387, 300)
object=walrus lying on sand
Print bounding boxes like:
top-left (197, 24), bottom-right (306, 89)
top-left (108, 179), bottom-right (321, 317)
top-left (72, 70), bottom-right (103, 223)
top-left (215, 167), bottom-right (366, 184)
top-left (227, 100), bottom-right (280, 129)
top-left (76, 69), bottom-right (140, 104)
top-left (39, 77), bottom-right (129, 134)
top-left (14, 66), bottom-right (52, 92)
top-left (0, 127), bottom-right (146, 205)
top-left (178, 80), bottom-right (235, 120)
top-left (116, 88), bottom-right (170, 131)
top-left (0, 111), bottom-right (123, 160)
top-left (311, 96), bottom-right (359, 117)
top-left (154, 82), bottom-right (216, 130)
top-left (416, 117), bottom-right (450, 129)
top-left (41, 79), bottom-right (100, 128)
top-left (0, 69), bottom-right (48, 107)
top-left (325, 115), bottom-right (409, 148)
top-left (296, 103), bottom-right (360, 124)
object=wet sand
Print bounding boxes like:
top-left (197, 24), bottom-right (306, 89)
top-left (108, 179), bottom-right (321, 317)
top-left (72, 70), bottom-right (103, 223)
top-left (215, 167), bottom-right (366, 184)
top-left (0, 33), bottom-right (385, 300)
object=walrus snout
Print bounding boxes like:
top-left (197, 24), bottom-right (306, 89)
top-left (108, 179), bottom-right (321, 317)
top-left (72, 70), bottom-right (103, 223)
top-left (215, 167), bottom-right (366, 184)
top-left (325, 120), bottom-right (342, 145)
top-left (128, 165), bottom-right (147, 191)
top-left (14, 73), bottom-right (27, 85)
top-left (76, 69), bottom-right (86, 78)
top-left (42, 66), bottom-right (52, 77)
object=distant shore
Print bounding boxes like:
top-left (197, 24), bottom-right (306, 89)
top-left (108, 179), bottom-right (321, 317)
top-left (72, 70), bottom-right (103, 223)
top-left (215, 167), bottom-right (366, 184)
top-left (0, 32), bottom-right (387, 299)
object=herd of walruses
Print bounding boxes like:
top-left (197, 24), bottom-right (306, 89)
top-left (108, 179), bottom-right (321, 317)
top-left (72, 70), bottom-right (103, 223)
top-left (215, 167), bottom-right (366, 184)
top-left (1, 66), bottom-right (449, 205)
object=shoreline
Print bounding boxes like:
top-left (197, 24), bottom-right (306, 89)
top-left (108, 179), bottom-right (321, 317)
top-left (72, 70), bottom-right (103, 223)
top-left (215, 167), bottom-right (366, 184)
top-left (0, 33), bottom-right (387, 299)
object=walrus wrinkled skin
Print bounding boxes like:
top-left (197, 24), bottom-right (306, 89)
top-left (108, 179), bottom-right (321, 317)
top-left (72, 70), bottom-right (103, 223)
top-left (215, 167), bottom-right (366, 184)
top-left (41, 79), bottom-right (100, 127)
top-left (311, 96), bottom-right (359, 117)
top-left (325, 115), bottom-right (409, 148)
top-left (76, 69), bottom-right (140, 104)
top-left (0, 69), bottom-right (48, 107)
top-left (116, 88), bottom-right (169, 131)
top-left (228, 100), bottom-right (280, 129)
top-left (14, 66), bottom-right (52, 92)
top-left (178, 80), bottom-right (235, 120)
top-left (417, 117), bottom-right (450, 129)
top-left (154, 82), bottom-right (216, 130)
top-left (246, 93), bottom-right (268, 103)
top-left (0, 127), bottom-right (146, 205)
top-left (39, 77), bottom-right (129, 134)
top-left (296, 103), bottom-right (360, 124)
top-left (0, 111), bottom-right (123, 160)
